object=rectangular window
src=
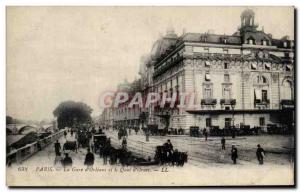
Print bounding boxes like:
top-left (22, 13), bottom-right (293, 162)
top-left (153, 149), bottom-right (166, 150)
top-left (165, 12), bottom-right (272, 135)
top-left (224, 63), bottom-right (229, 69)
top-left (255, 89), bottom-right (261, 100)
top-left (262, 90), bottom-right (268, 102)
top-left (206, 118), bottom-right (212, 127)
top-left (225, 118), bottom-right (232, 128)
top-left (224, 88), bottom-right (230, 99)
top-left (259, 117), bottom-right (265, 126)
top-left (224, 74), bottom-right (230, 82)
top-left (204, 88), bottom-right (212, 99)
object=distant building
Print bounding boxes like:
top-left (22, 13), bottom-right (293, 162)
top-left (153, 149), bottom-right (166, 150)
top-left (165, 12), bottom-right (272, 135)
top-left (99, 78), bottom-right (143, 130)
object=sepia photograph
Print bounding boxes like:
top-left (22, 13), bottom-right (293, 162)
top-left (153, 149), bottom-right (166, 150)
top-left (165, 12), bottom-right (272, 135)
top-left (6, 6), bottom-right (295, 186)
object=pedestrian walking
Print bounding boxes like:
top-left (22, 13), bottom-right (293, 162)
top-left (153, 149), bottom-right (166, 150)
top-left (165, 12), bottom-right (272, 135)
top-left (103, 138), bottom-right (111, 165)
top-left (231, 128), bottom-right (236, 139)
top-left (163, 139), bottom-right (174, 162)
top-left (64, 130), bottom-right (67, 138)
top-left (231, 145), bottom-right (238, 164)
top-left (62, 153), bottom-right (73, 167)
top-left (203, 128), bottom-right (208, 141)
top-left (256, 144), bottom-right (265, 165)
top-left (54, 153), bottom-right (63, 165)
top-left (84, 148), bottom-right (95, 166)
top-left (54, 140), bottom-right (61, 156)
top-left (122, 137), bottom-right (127, 150)
top-left (221, 137), bottom-right (226, 150)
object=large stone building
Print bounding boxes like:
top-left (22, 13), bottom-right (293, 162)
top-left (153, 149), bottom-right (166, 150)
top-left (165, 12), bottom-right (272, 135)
top-left (101, 9), bottom-right (294, 134)
top-left (143, 9), bottom-right (294, 133)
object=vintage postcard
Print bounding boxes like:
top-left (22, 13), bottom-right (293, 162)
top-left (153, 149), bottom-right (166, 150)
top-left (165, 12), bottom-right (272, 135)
top-left (6, 6), bottom-right (295, 186)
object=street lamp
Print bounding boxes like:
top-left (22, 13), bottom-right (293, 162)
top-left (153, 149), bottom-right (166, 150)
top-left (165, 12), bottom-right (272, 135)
top-left (140, 112), bottom-right (149, 142)
top-left (231, 100), bottom-right (236, 138)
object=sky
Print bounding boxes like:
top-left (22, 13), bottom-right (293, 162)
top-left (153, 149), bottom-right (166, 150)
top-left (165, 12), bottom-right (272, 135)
top-left (6, 6), bottom-right (294, 121)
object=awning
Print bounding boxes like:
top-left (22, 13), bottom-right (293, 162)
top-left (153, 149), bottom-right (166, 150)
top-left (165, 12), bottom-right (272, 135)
top-left (265, 63), bottom-right (271, 69)
top-left (255, 90), bottom-right (261, 100)
top-left (205, 74), bottom-right (211, 81)
top-left (251, 63), bottom-right (257, 69)
top-left (205, 61), bottom-right (211, 66)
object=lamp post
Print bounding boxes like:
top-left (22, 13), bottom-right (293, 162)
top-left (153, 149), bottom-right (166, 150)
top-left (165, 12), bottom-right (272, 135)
top-left (140, 112), bottom-right (149, 142)
top-left (231, 100), bottom-right (236, 138)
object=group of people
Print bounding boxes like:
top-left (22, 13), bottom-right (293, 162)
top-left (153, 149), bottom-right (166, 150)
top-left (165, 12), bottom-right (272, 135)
top-left (54, 140), bottom-right (73, 167)
top-left (53, 128), bottom-right (102, 167)
top-left (54, 139), bottom-right (97, 167)
top-left (92, 136), bottom-right (112, 165)
top-left (219, 137), bottom-right (265, 165)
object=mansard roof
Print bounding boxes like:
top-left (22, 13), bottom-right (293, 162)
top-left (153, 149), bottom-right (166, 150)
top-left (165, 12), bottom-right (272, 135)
top-left (180, 33), bottom-right (242, 45)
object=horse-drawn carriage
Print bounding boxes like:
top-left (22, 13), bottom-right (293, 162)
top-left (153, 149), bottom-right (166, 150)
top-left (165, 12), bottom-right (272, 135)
top-left (190, 126), bottom-right (200, 137)
top-left (93, 133), bottom-right (107, 146)
top-left (154, 145), bottom-right (188, 166)
top-left (117, 128), bottom-right (127, 140)
top-left (77, 130), bottom-right (91, 148)
top-left (63, 141), bottom-right (77, 152)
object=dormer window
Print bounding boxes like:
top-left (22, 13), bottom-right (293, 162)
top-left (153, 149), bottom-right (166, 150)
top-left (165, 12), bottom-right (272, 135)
top-left (283, 41), bottom-right (288, 48)
top-left (262, 40), bottom-right (268, 46)
top-left (265, 63), bottom-right (271, 70)
top-left (205, 73), bottom-right (211, 81)
top-left (248, 38), bottom-right (255, 45)
top-left (201, 36), bottom-right (207, 42)
top-left (205, 60), bottom-right (211, 67)
top-left (251, 62), bottom-right (257, 70)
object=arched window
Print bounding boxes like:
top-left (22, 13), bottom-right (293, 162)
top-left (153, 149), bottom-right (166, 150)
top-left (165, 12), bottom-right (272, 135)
top-left (255, 75), bottom-right (268, 84)
top-left (261, 39), bottom-right (269, 46)
top-left (282, 80), bottom-right (293, 100)
top-left (256, 76), bottom-right (260, 84)
top-left (247, 37), bottom-right (255, 45)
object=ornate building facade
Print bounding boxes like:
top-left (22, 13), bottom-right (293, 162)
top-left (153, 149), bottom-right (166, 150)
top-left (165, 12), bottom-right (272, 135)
top-left (145, 9), bottom-right (294, 133)
top-left (101, 9), bottom-right (294, 134)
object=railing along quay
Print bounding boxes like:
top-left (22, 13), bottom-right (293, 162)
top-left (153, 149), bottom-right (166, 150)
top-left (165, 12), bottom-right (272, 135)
top-left (6, 129), bottom-right (66, 165)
